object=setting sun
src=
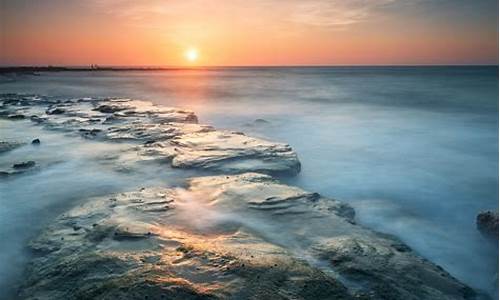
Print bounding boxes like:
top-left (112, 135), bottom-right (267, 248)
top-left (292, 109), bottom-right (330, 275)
top-left (185, 48), bottom-right (199, 63)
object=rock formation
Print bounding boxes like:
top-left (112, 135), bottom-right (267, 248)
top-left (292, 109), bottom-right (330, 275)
top-left (0, 93), bottom-right (480, 299)
top-left (477, 211), bottom-right (499, 240)
top-left (0, 94), bottom-right (300, 176)
top-left (20, 174), bottom-right (475, 300)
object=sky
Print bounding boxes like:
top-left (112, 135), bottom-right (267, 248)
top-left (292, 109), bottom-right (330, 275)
top-left (0, 0), bottom-right (498, 66)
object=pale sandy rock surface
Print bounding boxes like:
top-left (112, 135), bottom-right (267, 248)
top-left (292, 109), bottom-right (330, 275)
top-left (146, 130), bottom-right (301, 175)
top-left (0, 93), bottom-right (481, 299)
top-left (20, 174), bottom-right (475, 300)
top-left (0, 94), bottom-right (300, 176)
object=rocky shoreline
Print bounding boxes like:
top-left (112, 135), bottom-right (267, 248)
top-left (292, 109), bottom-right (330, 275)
top-left (0, 94), bottom-right (482, 299)
top-left (1, 94), bottom-right (300, 176)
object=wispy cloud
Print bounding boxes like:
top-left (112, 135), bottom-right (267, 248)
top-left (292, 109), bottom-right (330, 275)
top-left (90, 0), bottom-right (402, 29)
top-left (290, 0), bottom-right (398, 27)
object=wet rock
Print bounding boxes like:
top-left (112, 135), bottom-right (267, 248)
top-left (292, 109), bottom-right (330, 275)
top-left (7, 114), bottom-right (25, 120)
top-left (1, 94), bottom-right (301, 176)
top-left (254, 118), bottom-right (270, 124)
top-left (154, 131), bottom-right (301, 175)
top-left (105, 122), bottom-right (214, 141)
top-left (477, 211), bottom-right (498, 240)
top-left (12, 161), bottom-right (36, 169)
top-left (30, 115), bottom-right (47, 123)
top-left (245, 119), bottom-right (271, 128)
top-left (102, 115), bottom-right (121, 124)
top-left (78, 128), bottom-right (102, 139)
top-left (93, 99), bottom-right (198, 123)
top-left (312, 236), bottom-right (476, 300)
top-left (46, 107), bottom-right (66, 115)
top-left (93, 104), bottom-right (127, 113)
top-left (31, 138), bottom-right (40, 145)
top-left (113, 225), bottom-right (154, 241)
top-left (2, 93), bottom-right (476, 298)
top-left (0, 141), bottom-right (24, 153)
top-left (20, 173), bottom-right (475, 300)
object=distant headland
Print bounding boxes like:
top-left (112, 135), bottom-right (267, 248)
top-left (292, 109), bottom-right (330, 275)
top-left (0, 65), bottom-right (206, 73)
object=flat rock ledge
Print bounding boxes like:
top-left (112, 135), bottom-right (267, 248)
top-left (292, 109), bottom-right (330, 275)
top-left (20, 173), bottom-right (475, 300)
top-left (1, 93), bottom-right (477, 299)
top-left (0, 94), bottom-right (300, 176)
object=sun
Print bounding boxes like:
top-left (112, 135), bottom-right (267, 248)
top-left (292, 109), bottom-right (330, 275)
top-left (185, 48), bottom-right (198, 62)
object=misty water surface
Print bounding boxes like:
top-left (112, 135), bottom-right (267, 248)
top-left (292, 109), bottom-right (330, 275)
top-left (0, 66), bottom-right (498, 297)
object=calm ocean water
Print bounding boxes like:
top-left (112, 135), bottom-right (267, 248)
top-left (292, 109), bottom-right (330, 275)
top-left (0, 66), bottom-right (498, 297)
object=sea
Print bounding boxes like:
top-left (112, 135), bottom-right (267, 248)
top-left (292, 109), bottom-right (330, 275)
top-left (0, 66), bottom-right (498, 298)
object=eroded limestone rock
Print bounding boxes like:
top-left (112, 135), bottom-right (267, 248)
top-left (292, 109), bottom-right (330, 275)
top-left (105, 122), bottom-right (215, 142)
top-left (93, 99), bottom-right (198, 123)
top-left (2, 94), bottom-right (477, 299)
top-left (0, 94), bottom-right (301, 176)
top-left (144, 131), bottom-right (301, 175)
top-left (20, 173), bottom-right (475, 300)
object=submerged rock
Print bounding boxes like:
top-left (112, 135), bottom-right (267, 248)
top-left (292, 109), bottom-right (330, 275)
top-left (31, 138), bottom-right (40, 145)
top-left (78, 128), bottom-right (103, 139)
top-left (477, 211), bottom-right (498, 240)
top-left (7, 114), bottom-right (25, 120)
top-left (93, 103), bottom-right (127, 113)
top-left (0, 160), bottom-right (39, 177)
top-left (46, 107), bottom-right (66, 115)
top-left (254, 118), bottom-right (270, 124)
top-left (12, 161), bottom-right (36, 169)
top-left (20, 173), bottom-right (475, 300)
top-left (0, 141), bottom-right (24, 153)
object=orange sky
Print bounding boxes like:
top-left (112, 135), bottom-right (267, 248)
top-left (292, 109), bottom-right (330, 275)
top-left (0, 0), bottom-right (498, 66)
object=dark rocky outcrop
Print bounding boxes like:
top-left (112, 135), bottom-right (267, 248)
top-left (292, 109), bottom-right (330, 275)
top-left (12, 161), bottom-right (36, 169)
top-left (477, 211), bottom-right (499, 240)
top-left (7, 114), bottom-right (25, 120)
top-left (46, 107), bottom-right (66, 115)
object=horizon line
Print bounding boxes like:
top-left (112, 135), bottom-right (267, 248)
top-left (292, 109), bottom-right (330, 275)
top-left (0, 63), bottom-right (498, 70)
top-left (1, 62), bottom-right (500, 68)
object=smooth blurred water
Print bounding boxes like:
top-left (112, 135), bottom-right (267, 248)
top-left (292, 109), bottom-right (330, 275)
top-left (0, 120), bottom-right (199, 298)
top-left (0, 66), bottom-right (498, 297)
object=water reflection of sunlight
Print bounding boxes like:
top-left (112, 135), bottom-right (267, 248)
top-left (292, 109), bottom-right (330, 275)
top-left (154, 70), bottom-right (214, 113)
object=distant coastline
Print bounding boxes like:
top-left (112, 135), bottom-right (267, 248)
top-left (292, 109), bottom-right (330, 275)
top-left (0, 65), bottom-right (498, 74)
top-left (0, 66), bottom-right (204, 73)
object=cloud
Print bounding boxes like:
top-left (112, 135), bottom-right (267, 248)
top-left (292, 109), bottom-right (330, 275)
top-left (89, 0), bottom-right (401, 29)
top-left (290, 0), bottom-right (398, 27)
